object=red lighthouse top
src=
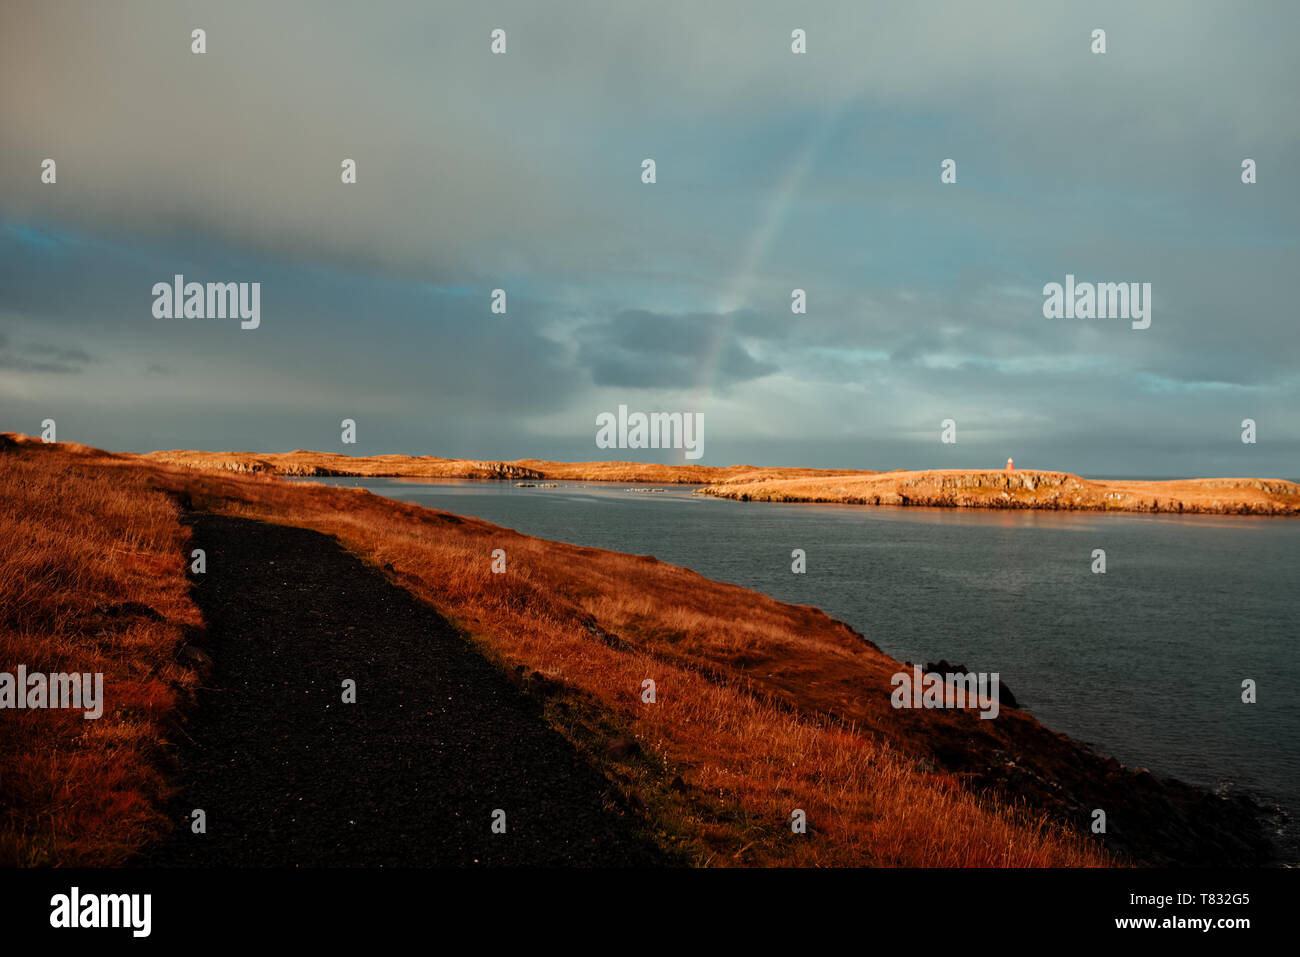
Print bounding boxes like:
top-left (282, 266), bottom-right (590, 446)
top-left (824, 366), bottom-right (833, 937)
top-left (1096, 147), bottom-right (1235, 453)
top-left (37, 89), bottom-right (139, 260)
top-left (1006, 457), bottom-right (1015, 471)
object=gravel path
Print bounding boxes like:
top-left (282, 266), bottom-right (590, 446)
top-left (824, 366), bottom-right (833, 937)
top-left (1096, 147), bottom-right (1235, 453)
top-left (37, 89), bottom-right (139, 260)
top-left (138, 513), bottom-right (661, 866)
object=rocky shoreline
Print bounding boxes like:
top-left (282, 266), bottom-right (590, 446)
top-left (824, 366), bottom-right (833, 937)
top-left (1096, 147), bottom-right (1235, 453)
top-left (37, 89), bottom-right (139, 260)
top-left (901, 678), bottom-right (1284, 866)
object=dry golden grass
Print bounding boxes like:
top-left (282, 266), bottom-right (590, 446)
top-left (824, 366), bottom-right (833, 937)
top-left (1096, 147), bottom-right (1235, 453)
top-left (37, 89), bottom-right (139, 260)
top-left (0, 436), bottom-right (200, 865)
top-left (141, 447), bottom-right (863, 485)
top-left (4, 436), bottom-right (1110, 866)
top-left (699, 468), bottom-right (1300, 515)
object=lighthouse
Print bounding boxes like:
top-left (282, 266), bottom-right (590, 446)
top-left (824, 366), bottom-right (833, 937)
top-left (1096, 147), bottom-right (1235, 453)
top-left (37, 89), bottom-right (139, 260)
top-left (1006, 457), bottom-right (1015, 471)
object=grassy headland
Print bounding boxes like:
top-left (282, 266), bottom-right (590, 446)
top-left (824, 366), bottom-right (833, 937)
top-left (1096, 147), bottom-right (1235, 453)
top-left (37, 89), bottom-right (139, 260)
top-left (698, 468), bottom-right (1300, 515)
top-left (143, 447), bottom-right (861, 485)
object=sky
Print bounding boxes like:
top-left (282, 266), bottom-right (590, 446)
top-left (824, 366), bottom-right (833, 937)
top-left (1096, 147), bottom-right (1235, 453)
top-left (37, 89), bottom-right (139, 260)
top-left (1, 0), bottom-right (1297, 477)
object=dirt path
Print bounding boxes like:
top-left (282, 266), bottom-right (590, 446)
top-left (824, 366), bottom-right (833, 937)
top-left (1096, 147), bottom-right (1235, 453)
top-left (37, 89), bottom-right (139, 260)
top-left (138, 514), bottom-right (662, 866)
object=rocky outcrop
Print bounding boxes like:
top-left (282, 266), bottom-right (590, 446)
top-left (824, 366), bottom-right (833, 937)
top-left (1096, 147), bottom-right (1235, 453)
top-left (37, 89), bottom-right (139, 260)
top-left (471, 462), bottom-right (544, 480)
top-left (267, 463), bottom-right (351, 476)
top-left (923, 659), bottom-right (1019, 710)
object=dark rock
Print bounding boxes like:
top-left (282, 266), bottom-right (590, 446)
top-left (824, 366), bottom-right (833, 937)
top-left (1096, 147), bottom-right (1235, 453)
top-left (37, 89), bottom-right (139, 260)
top-left (521, 668), bottom-right (562, 697)
top-left (604, 736), bottom-right (640, 760)
top-left (998, 681), bottom-right (1019, 709)
top-left (923, 659), bottom-right (1018, 709)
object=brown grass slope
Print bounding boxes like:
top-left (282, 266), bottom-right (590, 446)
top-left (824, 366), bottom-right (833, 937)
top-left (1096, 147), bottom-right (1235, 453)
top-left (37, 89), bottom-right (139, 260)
top-left (0, 435), bottom-right (201, 865)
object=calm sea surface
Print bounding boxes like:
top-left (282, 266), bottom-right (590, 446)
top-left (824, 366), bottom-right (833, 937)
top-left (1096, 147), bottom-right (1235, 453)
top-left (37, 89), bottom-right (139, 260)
top-left (299, 477), bottom-right (1299, 850)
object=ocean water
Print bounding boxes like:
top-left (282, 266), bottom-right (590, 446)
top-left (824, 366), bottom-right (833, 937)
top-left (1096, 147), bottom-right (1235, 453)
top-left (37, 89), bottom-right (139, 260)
top-left (299, 477), bottom-right (1300, 847)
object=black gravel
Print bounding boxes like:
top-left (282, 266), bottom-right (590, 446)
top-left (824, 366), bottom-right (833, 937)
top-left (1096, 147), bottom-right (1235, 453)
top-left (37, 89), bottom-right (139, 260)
top-left (136, 514), bottom-right (662, 867)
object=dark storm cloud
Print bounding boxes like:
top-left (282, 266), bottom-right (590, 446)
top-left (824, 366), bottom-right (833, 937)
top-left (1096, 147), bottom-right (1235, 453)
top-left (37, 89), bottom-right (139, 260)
top-left (0, 330), bottom-right (95, 373)
top-left (577, 309), bottom-right (777, 389)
